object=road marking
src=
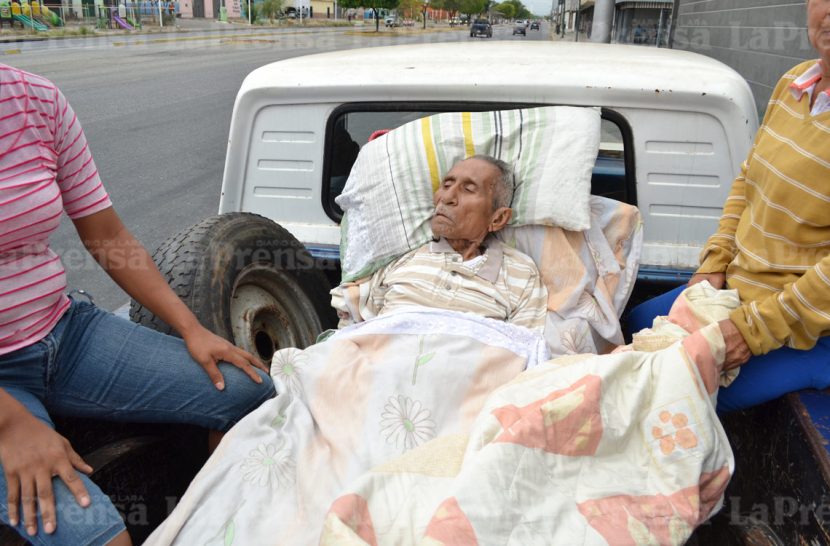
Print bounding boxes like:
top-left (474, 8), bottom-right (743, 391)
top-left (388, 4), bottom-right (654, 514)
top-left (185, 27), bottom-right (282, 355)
top-left (344, 28), bottom-right (463, 37)
top-left (3, 49), bottom-right (21, 55)
top-left (137, 29), bottom-right (337, 45)
top-left (220, 38), bottom-right (280, 45)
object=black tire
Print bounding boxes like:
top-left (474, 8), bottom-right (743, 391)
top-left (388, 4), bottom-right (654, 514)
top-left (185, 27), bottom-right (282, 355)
top-left (130, 213), bottom-right (336, 362)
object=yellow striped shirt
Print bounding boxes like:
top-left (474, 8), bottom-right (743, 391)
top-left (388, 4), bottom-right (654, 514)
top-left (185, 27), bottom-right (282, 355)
top-left (330, 237), bottom-right (548, 333)
top-left (699, 60), bottom-right (830, 354)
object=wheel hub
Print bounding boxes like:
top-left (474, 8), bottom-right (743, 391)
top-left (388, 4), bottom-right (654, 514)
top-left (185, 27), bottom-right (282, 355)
top-left (229, 265), bottom-right (321, 364)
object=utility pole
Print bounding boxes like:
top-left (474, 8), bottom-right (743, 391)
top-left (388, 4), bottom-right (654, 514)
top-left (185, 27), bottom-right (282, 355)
top-left (668, 0), bottom-right (680, 48)
top-left (590, 0), bottom-right (613, 43)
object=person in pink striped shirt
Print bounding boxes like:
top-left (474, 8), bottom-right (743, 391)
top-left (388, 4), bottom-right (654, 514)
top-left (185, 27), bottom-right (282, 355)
top-left (0, 64), bottom-right (275, 545)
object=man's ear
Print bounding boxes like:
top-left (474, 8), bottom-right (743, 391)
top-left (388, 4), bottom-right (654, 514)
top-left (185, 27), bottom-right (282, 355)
top-left (489, 207), bottom-right (512, 232)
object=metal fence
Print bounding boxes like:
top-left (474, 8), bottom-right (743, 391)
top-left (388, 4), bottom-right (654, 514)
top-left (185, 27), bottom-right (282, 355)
top-left (0, 1), bottom-right (179, 32)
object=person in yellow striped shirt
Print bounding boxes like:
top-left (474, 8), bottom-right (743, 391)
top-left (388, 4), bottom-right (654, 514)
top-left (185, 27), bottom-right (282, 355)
top-left (629, 0), bottom-right (830, 412)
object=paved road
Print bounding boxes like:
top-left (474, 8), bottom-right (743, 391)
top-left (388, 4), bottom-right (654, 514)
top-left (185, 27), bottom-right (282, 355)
top-left (2, 23), bottom-right (550, 310)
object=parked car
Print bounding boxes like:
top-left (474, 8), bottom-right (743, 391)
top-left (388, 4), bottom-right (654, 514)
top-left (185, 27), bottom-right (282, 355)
top-left (469, 18), bottom-right (492, 37)
top-left (14, 41), bottom-right (808, 544)
top-left (530, 20), bottom-right (540, 30)
top-left (384, 16), bottom-right (401, 27)
top-left (512, 21), bottom-right (526, 35)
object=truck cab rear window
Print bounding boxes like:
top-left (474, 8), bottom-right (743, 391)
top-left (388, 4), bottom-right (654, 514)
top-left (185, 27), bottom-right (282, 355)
top-left (323, 105), bottom-right (634, 221)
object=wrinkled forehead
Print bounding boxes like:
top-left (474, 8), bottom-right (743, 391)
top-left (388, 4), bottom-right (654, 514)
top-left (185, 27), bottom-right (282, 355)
top-left (444, 158), bottom-right (499, 188)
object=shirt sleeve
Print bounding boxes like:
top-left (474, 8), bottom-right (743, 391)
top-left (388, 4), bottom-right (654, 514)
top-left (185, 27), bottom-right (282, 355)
top-left (696, 160), bottom-right (748, 273)
top-left (52, 87), bottom-right (111, 219)
top-left (508, 267), bottom-right (548, 334)
top-left (724, 66), bottom-right (829, 355)
top-left (730, 257), bottom-right (830, 355)
top-left (329, 261), bottom-right (394, 328)
top-left (698, 71), bottom-right (795, 274)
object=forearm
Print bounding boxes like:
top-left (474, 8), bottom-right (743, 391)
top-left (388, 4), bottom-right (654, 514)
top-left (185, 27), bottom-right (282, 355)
top-left (330, 265), bottom-right (391, 327)
top-left (75, 209), bottom-right (201, 337)
top-left (730, 261), bottom-right (830, 355)
top-left (0, 388), bottom-right (35, 436)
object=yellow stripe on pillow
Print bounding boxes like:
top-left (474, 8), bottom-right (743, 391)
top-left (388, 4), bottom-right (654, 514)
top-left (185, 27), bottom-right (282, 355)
top-left (421, 117), bottom-right (440, 191)
top-left (462, 111), bottom-right (475, 158)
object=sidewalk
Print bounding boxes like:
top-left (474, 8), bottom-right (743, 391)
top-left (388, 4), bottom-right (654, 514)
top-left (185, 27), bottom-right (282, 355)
top-left (549, 29), bottom-right (589, 42)
top-left (0, 16), bottom-right (351, 44)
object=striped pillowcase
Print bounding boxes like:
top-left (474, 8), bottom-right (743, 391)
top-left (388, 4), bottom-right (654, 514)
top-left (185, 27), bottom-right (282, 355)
top-left (336, 106), bottom-right (601, 282)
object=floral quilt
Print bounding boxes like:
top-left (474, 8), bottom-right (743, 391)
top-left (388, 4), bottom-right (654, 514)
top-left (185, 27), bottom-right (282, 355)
top-left (318, 284), bottom-right (737, 545)
top-left (144, 309), bottom-right (548, 546)
top-left (146, 285), bottom-right (735, 546)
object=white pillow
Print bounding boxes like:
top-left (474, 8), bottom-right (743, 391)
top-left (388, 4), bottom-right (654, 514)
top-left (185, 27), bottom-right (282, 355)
top-left (336, 106), bottom-right (601, 281)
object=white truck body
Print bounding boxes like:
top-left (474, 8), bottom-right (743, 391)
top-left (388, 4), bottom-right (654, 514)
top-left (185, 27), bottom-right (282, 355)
top-left (219, 41), bottom-right (758, 279)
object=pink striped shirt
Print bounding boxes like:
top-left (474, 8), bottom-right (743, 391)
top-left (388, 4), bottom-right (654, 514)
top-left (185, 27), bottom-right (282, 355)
top-left (0, 64), bottom-right (111, 356)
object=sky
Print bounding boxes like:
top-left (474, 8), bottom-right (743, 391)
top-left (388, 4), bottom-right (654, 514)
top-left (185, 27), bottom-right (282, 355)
top-left (524, 0), bottom-right (554, 17)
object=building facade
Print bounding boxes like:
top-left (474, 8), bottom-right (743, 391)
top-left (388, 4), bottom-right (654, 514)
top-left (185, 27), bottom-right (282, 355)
top-left (614, 0), bottom-right (671, 45)
top-left (672, 0), bottom-right (814, 117)
top-left (559, 0), bottom-right (671, 45)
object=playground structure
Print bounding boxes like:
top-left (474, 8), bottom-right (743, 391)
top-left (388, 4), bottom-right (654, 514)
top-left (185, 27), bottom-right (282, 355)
top-left (0, 0), bottom-right (178, 30)
top-left (1, 0), bottom-right (63, 29)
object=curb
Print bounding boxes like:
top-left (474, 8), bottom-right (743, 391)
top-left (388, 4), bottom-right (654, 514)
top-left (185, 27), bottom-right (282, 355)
top-left (0, 36), bottom-right (50, 44)
top-left (0, 22), bottom-right (351, 44)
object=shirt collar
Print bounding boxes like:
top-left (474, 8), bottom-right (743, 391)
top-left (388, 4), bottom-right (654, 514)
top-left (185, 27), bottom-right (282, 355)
top-left (429, 236), bottom-right (503, 283)
top-left (790, 60), bottom-right (824, 102)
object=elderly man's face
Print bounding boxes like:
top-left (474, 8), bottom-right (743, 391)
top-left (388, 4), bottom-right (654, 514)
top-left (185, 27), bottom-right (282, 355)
top-left (808, 0), bottom-right (830, 60)
top-left (431, 158), bottom-right (501, 243)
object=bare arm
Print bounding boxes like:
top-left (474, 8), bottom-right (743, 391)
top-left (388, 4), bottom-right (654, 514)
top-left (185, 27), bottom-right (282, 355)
top-left (72, 207), bottom-right (268, 388)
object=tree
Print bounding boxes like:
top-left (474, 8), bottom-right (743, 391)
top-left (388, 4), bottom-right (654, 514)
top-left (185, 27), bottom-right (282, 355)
top-left (338, 0), bottom-right (400, 31)
top-left (397, 0), bottom-right (420, 18)
top-left (458, 0), bottom-right (486, 20)
top-left (431, 0), bottom-right (461, 19)
top-left (501, 0), bottom-right (529, 18)
top-left (494, 1), bottom-right (513, 19)
top-left (258, 0), bottom-right (284, 22)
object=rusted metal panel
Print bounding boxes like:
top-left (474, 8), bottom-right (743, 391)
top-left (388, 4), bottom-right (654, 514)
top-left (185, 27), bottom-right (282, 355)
top-left (712, 394), bottom-right (830, 545)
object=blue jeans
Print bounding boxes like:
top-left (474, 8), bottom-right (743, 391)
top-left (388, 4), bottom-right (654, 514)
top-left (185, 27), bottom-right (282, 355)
top-left (628, 286), bottom-right (830, 413)
top-left (0, 299), bottom-right (275, 545)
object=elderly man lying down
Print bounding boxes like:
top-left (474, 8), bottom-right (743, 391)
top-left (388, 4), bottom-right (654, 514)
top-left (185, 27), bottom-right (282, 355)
top-left (146, 157), bottom-right (732, 546)
top-left (331, 155), bottom-right (547, 333)
top-left (146, 156), bottom-right (550, 546)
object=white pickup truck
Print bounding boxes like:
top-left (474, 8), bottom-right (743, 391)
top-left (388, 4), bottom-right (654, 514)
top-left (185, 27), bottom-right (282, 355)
top-left (14, 41), bottom-right (816, 545)
top-left (132, 41), bottom-right (757, 361)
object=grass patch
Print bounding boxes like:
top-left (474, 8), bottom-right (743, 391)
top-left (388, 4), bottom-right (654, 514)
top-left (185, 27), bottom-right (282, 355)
top-left (42, 26), bottom-right (95, 37)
